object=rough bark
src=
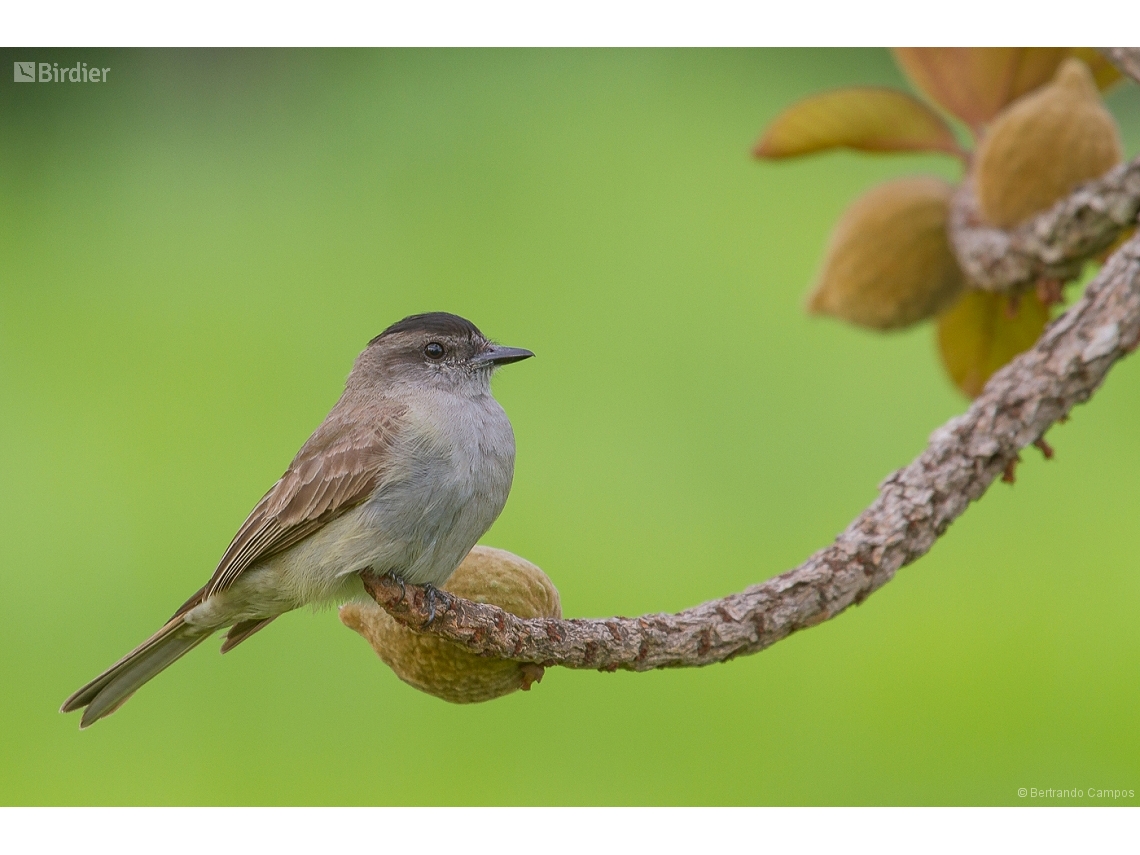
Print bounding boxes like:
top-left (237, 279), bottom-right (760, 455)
top-left (361, 49), bottom-right (1140, 673)
top-left (949, 159), bottom-right (1140, 292)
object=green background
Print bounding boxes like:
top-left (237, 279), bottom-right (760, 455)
top-left (1, 48), bottom-right (1138, 805)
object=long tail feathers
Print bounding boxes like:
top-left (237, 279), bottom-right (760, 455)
top-left (60, 618), bottom-right (212, 729)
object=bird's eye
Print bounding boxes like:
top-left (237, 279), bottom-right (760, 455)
top-left (424, 342), bottom-right (445, 359)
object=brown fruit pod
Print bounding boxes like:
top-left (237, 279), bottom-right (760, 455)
top-left (807, 176), bottom-right (965, 331)
top-left (340, 546), bottom-right (561, 704)
top-left (974, 58), bottom-right (1123, 229)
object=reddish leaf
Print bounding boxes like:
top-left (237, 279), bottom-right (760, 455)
top-left (892, 48), bottom-right (1069, 131)
top-left (754, 87), bottom-right (962, 159)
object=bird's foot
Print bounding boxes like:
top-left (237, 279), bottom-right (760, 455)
top-left (422, 583), bottom-right (443, 626)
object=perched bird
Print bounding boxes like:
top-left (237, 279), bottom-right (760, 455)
top-left (62, 312), bottom-right (533, 728)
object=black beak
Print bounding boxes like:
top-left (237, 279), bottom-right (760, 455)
top-left (472, 344), bottom-right (535, 366)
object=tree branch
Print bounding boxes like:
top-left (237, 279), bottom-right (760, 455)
top-left (949, 157), bottom-right (1140, 293)
top-left (362, 229), bottom-right (1140, 671)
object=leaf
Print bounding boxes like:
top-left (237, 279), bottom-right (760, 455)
top-left (936, 289), bottom-right (1050, 398)
top-left (754, 87), bottom-right (962, 159)
top-left (807, 176), bottom-right (964, 331)
top-left (1068, 48), bottom-right (1124, 90)
top-left (892, 48), bottom-right (1069, 131)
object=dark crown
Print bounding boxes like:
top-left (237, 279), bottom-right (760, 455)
top-left (370, 312), bottom-right (484, 346)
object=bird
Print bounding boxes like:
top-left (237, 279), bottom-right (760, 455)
top-left (61, 312), bottom-right (534, 728)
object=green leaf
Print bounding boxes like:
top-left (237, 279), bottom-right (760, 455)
top-left (936, 289), bottom-right (1049, 398)
top-left (754, 87), bottom-right (963, 160)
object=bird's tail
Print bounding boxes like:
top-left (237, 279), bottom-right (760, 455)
top-left (60, 617), bottom-right (212, 728)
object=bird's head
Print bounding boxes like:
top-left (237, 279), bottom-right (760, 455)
top-left (351, 312), bottom-right (533, 394)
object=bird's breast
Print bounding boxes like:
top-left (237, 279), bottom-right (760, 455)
top-left (362, 392), bottom-right (516, 585)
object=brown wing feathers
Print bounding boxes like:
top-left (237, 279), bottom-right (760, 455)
top-left (194, 402), bottom-right (407, 603)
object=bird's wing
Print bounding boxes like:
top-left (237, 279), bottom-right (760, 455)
top-left (193, 401), bottom-right (409, 603)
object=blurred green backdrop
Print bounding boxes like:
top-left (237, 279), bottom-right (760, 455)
top-left (1, 48), bottom-right (1138, 806)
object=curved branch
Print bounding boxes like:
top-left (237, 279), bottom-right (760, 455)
top-left (362, 230), bottom-right (1140, 671)
top-left (949, 157), bottom-right (1140, 292)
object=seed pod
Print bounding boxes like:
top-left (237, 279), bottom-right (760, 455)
top-left (807, 176), bottom-right (964, 331)
top-left (974, 58), bottom-right (1123, 228)
top-left (340, 546), bottom-right (561, 704)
